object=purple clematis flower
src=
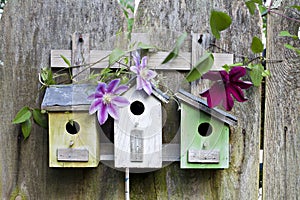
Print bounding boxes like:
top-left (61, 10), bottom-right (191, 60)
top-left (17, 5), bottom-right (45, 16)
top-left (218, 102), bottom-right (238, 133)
top-left (130, 52), bottom-right (157, 95)
top-left (88, 79), bottom-right (130, 125)
top-left (200, 66), bottom-right (253, 111)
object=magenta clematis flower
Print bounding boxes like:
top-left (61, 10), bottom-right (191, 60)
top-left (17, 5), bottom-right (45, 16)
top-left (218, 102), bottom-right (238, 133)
top-left (130, 52), bottom-right (157, 95)
top-left (88, 79), bottom-right (130, 125)
top-left (200, 66), bottom-right (253, 111)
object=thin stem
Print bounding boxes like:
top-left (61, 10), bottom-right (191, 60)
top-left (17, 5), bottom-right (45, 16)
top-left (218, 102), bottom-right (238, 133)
top-left (269, 10), bottom-right (300, 23)
top-left (209, 43), bottom-right (251, 60)
top-left (71, 55), bottom-right (109, 80)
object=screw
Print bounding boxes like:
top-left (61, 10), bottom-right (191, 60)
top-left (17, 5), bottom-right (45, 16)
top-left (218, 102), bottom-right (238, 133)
top-left (203, 141), bottom-right (209, 148)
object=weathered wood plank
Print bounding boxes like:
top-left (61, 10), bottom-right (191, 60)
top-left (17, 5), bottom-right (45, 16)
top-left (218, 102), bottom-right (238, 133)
top-left (57, 148), bottom-right (89, 162)
top-left (71, 33), bottom-right (90, 82)
top-left (51, 49), bottom-right (192, 70)
top-left (100, 143), bottom-right (180, 162)
top-left (263, 0), bottom-right (300, 199)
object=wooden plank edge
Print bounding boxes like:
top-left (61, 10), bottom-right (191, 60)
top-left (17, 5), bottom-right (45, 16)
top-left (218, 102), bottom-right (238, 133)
top-left (100, 143), bottom-right (180, 162)
top-left (51, 50), bottom-right (191, 70)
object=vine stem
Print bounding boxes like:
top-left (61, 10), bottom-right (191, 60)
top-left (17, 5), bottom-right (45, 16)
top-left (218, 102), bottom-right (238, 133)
top-left (269, 10), bottom-right (300, 23)
top-left (267, 0), bottom-right (300, 23)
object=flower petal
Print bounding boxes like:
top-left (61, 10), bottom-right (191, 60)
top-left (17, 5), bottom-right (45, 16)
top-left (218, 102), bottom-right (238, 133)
top-left (133, 52), bottom-right (141, 67)
top-left (200, 89), bottom-right (213, 108)
top-left (146, 69), bottom-right (157, 80)
top-left (136, 76), bottom-right (143, 90)
top-left (107, 104), bottom-right (119, 120)
top-left (97, 103), bottom-right (108, 125)
top-left (107, 79), bottom-right (120, 93)
top-left (96, 82), bottom-right (107, 94)
top-left (89, 99), bottom-right (103, 114)
top-left (111, 96), bottom-right (130, 107)
top-left (141, 56), bottom-right (147, 69)
top-left (234, 80), bottom-right (253, 89)
top-left (228, 84), bottom-right (248, 102)
top-left (87, 92), bottom-right (103, 100)
top-left (130, 66), bottom-right (139, 74)
top-left (114, 85), bottom-right (129, 94)
top-left (200, 82), bottom-right (225, 108)
top-left (202, 70), bottom-right (226, 81)
top-left (229, 66), bottom-right (246, 81)
top-left (223, 87), bottom-right (234, 111)
top-left (141, 79), bottom-right (152, 95)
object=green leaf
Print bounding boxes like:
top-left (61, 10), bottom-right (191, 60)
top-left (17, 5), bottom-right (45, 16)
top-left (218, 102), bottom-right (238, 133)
top-left (251, 36), bottom-right (264, 54)
top-left (186, 52), bottom-right (214, 82)
top-left (21, 119), bottom-right (32, 140)
top-left (284, 44), bottom-right (300, 55)
top-left (253, 0), bottom-right (262, 4)
top-left (279, 31), bottom-right (298, 40)
top-left (246, 1), bottom-right (256, 15)
top-left (33, 109), bottom-right (48, 129)
top-left (109, 48), bottom-right (126, 66)
top-left (161, 32), bottom-right (187, 64)
top-left (246, 0), bottom-right (263, 15)
top-left (290, 5), bottom-right (300, 11)
top-left (12, 107), bottom-right (32, 124)
top-left (41, 68), bottom-right (56, 86)
top-left (60, 55), bottom-right (71, 67)
top-left (249, 63), bottom-right (264, 86)
top-left (161, 52), bottom-right (177, 65)
top-left (262, 69), bottom-right (270, 77)
top-left (137, 42), bottom-right (157, 50)
top-left (210, 10), bottom-right (232, 39)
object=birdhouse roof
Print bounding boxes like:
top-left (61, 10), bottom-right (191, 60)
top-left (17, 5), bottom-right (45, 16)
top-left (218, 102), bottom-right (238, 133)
top-left (41, 84), bottom-right (95, 111)
top-left (175, 89), bottom-right (237, 125)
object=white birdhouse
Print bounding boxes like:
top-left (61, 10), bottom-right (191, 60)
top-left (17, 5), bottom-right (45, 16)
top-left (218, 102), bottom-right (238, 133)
top-left (114, 85), bottom-right (169, 168)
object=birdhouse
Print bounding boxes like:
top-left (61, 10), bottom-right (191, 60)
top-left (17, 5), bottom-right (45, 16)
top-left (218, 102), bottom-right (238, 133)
top-left (114, 84), bottom-right (169, 168)
top-left (176, 89), bottom-right (237, 169)
top-left (41, 84), bottom-right (100, 167)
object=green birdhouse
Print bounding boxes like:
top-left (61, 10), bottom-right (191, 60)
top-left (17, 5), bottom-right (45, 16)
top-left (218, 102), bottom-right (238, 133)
top-left (176, 90), bottom-right (237, 169)
top-left (41, 84), bottom-right (100, 168)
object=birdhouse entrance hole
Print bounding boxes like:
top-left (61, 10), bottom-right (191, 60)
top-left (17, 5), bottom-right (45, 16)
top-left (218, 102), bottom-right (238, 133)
top-left (198, 122), bottom-right (213, 137)
top-left (66, 121), bottom-right (80, 135)
top-left (130, 101), bottom-right (145, 115)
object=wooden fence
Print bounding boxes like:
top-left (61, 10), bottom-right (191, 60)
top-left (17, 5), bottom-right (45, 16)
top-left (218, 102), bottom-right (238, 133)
top-left (0, 0), bottom-right (298, 199)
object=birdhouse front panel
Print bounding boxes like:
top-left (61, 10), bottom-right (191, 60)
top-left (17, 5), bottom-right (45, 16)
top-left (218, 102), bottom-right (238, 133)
top-left (48, 112), bottom-right (100, 167)
top-left (180, 103), bottom-right (230, 169)
top-left (114, 87), bottom-right (162, 168)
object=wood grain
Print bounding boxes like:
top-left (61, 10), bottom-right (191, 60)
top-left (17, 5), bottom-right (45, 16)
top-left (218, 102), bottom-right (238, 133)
top-left (0, 0), bottom-right (262, 199)
top-left (263, 0), bottom-right (300, 199)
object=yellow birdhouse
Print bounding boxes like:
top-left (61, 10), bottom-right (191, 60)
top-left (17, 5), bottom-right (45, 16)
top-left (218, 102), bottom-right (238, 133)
top-left (41, 84), bottom-right (100, 167)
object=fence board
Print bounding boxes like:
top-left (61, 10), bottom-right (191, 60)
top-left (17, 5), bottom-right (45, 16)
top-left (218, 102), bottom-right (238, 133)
top-left (263, 0), bottom-right (300, 199)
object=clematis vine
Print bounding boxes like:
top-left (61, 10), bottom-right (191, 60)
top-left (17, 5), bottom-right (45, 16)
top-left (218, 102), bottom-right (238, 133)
top-left (130, 52), bottom-right (157, 95)
top-left (88, 79), bottom-right (130, 125)
top-left (200, 66), bottom-right (253, 111)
